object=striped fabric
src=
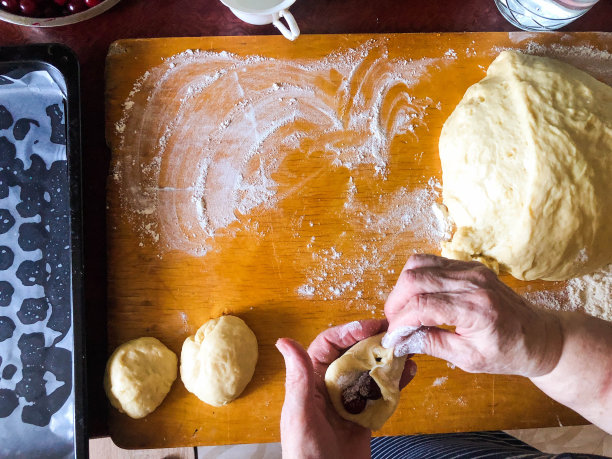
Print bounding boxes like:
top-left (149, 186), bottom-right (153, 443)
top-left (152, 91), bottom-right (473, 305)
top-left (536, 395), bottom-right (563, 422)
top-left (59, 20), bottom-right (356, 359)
top-left (371, 431), bottom-right (610, 459)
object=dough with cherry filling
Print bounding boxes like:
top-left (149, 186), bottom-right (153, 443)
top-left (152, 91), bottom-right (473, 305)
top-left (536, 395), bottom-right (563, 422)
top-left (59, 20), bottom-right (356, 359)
top-left (325, 333), bottom-right (406, 430)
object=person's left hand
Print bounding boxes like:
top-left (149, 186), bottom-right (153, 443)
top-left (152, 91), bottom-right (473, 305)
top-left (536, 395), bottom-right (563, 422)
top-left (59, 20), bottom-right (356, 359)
top-left (276, 319), bottom-right (417, 459)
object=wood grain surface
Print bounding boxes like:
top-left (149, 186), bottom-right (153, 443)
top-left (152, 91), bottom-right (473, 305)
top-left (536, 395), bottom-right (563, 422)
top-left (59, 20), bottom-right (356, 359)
top-left (105, 32), bottom-right (610, 449)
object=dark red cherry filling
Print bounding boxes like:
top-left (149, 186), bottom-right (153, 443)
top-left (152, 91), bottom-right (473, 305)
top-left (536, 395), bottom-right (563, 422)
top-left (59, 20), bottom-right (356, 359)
top-left (341, 371), bottom-right (383, 415)
top-left (1, 0), bottom-right (106, 18)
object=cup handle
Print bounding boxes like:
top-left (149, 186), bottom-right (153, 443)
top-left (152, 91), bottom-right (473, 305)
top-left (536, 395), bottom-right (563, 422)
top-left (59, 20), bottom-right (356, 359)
top-left (273, 9), bottom-right (300, 41)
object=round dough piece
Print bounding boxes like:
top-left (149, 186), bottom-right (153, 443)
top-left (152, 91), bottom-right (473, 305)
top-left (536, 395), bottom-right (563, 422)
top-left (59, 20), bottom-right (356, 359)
top-left (180, 315), bottom-right (258, 406)
top-left (104, 337), bottom-right (177, 419)
top-left (439, 50), bottom-right (612, 281)
top-left (325, 333), bottom-right (407, 430)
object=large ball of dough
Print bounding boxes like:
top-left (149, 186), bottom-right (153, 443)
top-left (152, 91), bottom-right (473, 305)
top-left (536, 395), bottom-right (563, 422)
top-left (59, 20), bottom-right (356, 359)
top-left (104, 337), bottom-right (178, 419)
top-left (180, 315), bottom-right (258, 406)
top-left (439, 50), bottom-right (612, 281)
top-left (325, 333), bottom-right (406, 431)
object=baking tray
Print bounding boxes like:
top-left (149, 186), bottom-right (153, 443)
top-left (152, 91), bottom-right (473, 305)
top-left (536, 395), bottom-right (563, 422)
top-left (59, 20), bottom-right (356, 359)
top-left (0, 44), bottom-right (85, 458)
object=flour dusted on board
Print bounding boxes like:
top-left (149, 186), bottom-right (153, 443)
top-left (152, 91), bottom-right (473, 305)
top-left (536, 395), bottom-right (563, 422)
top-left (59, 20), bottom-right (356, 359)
top-left (523, 264), bottom-right (612, 322)
top-left (567, 266), bottom-right (612, 321)
top-left (432, 376), bottom-right (448, 387)
top-left (295, 177), bottom-right (451, 305)
top-left (112, 39), bottom-right (448, 259)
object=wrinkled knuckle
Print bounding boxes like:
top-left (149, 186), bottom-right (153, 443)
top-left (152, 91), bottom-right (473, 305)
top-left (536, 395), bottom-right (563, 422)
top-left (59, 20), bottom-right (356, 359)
top-left (401, 268), bottom-right (419, 286)
top-left (485, 307), bottom-right (500, 324)
top-left (483, 291), bottom-right (501, 317)
top-left (413, 293), bottom-right (429, 313)
top-left (406, 253), bottom-right (433, 269)
top-left (424, 328), bottom-right (441, 353)
top-left (487, 307), bottom-right (500, 323)
top-left (409, 253), bottom-right (428, 263)
top-left (471, 289), bottom-right (493, 307)
top-left (472, 293), bottom-right (500, 324)
top-left (469, 267), bottom-right (490, 285)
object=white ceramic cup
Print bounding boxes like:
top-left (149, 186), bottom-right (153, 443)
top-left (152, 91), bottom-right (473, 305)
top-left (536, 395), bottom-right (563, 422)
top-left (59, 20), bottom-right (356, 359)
top-left (220, 0), bottom-right (300, 41)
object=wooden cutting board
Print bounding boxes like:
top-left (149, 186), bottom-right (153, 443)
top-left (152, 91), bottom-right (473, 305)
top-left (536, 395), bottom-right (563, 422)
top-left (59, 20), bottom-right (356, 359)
top-left (105, 32), bottom-right (611, 449)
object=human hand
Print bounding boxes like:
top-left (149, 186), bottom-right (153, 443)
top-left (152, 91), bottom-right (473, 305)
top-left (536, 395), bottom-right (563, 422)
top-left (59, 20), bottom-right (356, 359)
top-left (276, 320), bottom-right (417, 459)
top-left (383, 254), bottom-right (563, 378)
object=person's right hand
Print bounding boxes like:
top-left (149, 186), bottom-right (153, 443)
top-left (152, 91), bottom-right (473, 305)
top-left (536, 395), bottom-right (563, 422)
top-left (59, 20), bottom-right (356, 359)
top-left (277, 319), bottom-right (417, 459)
top-left (383, 254), bottom-right (564, 378)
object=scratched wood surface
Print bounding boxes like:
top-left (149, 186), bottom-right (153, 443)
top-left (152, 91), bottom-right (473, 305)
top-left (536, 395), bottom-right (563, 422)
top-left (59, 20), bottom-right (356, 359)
top-left (105, 32), bottom-right (611, 449)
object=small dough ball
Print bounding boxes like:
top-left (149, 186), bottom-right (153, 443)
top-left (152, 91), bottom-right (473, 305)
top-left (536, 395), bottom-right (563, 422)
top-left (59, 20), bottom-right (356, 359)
top-left (180, 315), bottom-right (258, 406)
top-left (104, 337), bottom-right (177, 419)
top-left (325, 333), bottom-right (407, 430)
top-left (439, 50), bottom-right (612, 281)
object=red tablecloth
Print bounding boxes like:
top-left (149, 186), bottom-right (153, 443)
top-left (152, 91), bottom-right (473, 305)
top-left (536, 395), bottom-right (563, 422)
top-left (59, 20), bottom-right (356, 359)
top-left (1, 0), bottom-right (610, 437)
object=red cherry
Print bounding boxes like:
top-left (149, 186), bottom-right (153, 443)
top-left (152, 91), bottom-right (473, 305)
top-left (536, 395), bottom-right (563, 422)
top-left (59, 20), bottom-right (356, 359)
top-left (66, 0), bottom-right (85, 12)
top-left (19, 0), bottom-right (40, 16)
top-left (0, 0), bottom-right (19, 13)
top-left (53, 0), bottom-right (67, 5)
top-left (84, 0), bottom-right (101, 6)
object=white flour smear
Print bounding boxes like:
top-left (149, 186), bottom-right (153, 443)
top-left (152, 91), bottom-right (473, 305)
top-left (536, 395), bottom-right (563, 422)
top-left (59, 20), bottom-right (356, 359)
top-left (296, 178), bottom-right (451, 304)
top-left (112, 40), bottom-right (447, 257)
top-left (432, 376), bottom-right (448, 387)
top-left (523, 264), bottom-right (612, 322)
top-left (493, 38), bottom-right (612, 84)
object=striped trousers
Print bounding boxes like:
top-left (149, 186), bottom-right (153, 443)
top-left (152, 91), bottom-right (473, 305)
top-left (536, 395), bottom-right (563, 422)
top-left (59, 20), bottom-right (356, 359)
top-left (371, 431), bottom-right (609, 459)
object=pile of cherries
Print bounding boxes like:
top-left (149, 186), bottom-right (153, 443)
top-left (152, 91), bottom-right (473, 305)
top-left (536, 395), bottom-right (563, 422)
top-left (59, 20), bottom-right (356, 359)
top-left (1, 0), bottom-right (103, 18)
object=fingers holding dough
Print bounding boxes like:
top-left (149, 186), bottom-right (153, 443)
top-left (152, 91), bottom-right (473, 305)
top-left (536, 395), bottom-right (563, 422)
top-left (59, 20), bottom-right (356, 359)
top-left (325, 332), bottom-right (407, 431)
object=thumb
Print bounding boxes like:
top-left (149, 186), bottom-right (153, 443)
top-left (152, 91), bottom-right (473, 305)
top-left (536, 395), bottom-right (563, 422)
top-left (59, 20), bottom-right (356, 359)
top-left (276, 337), bottom-right (315, 411)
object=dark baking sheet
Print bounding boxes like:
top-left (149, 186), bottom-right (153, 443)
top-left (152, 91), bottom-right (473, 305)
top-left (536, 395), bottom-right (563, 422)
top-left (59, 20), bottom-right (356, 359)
top-left (0, 44), bottom-right (85, 458)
